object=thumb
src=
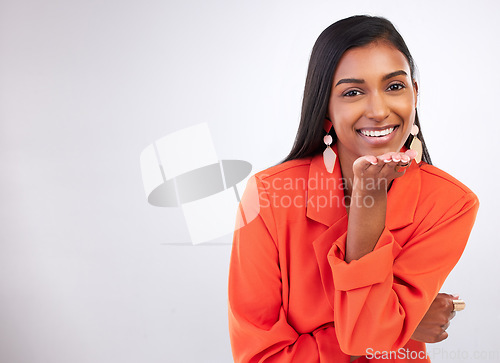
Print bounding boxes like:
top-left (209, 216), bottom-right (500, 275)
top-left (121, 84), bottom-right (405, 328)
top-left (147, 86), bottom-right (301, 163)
top-left (354, 155), bottom-right (378, 167)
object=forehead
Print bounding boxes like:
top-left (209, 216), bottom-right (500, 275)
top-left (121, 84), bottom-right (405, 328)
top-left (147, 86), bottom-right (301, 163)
top-left (333, 42), bottom-right (411, 81)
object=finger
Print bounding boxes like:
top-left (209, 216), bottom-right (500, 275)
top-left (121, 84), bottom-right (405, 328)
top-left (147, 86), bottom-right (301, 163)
top-left (437, 292), bottom-right (451, 298)
top-left (395, 150), bottom-right (416, 164)
top-left (353, 155), bottom-right (380, 177)
top-left (377, 152), bottom-right (411, 176)
top-left (391, 153), bottom-right (402, 163)
top-left (353, 156), bottom-right (378, 175)
top-left (399, 153), bottom-right (411, 164)
top-left (380, 152), bottom-right (410, 166)
top-left (405, 149), bottom-right (418, 160)
top-left (377, 153), bottom-right (399, 175)
top-left (394, 155), bottom-right (412, 173)
top-left (353, 155), bottom-right (378, 168)
top-left (378, 152), bottom-right (395, 163)
top-left (435, 331), bottom-right (449, 343)
top-left (442, 321), bottom-right (451, 331)
top-left (363, 155), bottom-right (379, 166)
top-left (449, 311), bottom-right (457, 320)
top-left (446, 295), bottom-right (462, 314)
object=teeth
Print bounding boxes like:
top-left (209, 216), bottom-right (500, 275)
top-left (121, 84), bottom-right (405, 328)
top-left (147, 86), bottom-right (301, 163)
top-left (360, 127), bottom-right (394, 137)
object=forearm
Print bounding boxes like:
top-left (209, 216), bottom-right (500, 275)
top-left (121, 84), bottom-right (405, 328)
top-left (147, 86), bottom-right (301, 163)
top-left (345, 186), bottom-right (387, 263)
top-left (330, 192), bottom-right (478, 354)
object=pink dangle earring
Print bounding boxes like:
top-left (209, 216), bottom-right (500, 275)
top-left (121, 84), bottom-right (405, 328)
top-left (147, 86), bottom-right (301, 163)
top-left (410, 124), bottom-right (423, 163)
top-left (323, 118), bottom-right (336, 173)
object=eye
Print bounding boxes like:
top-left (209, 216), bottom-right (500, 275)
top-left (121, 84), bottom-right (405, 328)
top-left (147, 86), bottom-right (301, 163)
top-left (387, 83), bottom-right (406, 91)
top-left (343, 89), bottom-right (363, 97)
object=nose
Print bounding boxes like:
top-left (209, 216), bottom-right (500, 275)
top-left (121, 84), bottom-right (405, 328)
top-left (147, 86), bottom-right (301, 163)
top-left (365, 91), bottom-right (390, 121)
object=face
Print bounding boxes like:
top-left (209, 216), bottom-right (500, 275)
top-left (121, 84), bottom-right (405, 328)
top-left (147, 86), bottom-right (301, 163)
top-left (328, 41), bottom-right (418, 163)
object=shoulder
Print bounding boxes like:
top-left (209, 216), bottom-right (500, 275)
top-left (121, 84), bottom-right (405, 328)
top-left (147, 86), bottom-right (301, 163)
top-left (417, 162), bottom-right (479, 212)
top-left (254, 157), bottom-right (312, 190)
top-left (419, 163), bottom-right (474, 194)
top-left (238, 158), bottom-right (313, 229)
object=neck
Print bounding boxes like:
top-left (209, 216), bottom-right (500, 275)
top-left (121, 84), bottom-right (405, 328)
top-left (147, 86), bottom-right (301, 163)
top-left (337, 144), bottom-right (356, 199)
top-left (336, 144), bottom-right (396, 200)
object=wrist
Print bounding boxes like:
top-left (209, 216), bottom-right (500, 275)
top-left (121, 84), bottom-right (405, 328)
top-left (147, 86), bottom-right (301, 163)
top-left (352, 177), bottom-right (388, 198)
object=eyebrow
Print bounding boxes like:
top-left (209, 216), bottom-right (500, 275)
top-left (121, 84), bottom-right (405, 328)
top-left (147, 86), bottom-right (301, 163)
top-left (335, 70), bottom-right (408, 87)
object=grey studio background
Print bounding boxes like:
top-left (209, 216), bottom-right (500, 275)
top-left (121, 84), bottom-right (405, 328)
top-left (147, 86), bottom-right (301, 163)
top-left (1, 0), bottom-right (499, 362)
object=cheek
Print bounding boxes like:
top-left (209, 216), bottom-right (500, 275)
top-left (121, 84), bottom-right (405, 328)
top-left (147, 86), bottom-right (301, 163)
top-left (398, 103), bottom-right (416, 138)
top-left (329, 102), bottom-right (364, 130)
top-left (394, 94), bottom-right (416, 119)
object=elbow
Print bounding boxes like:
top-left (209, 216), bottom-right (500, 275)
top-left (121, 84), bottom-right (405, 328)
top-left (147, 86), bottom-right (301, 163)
top-left (336, 324), bottom-right (409, 356)
top-left (338, 338), bottom-right (406, 357)
top-left (337, 335), bottom-right (379, 357)
top-left (336, 327), bottom-right (373, 356)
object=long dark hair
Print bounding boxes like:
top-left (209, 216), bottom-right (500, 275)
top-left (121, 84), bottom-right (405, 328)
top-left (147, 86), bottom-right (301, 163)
top-left (282, 15), bottom-right (432, 165)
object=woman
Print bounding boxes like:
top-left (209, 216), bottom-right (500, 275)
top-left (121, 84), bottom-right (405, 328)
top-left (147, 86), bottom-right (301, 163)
top-left (228, 15), bottom-right (479, 362)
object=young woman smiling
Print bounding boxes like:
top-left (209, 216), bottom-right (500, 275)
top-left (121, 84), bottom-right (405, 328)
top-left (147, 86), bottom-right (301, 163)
top-left (228, 15), bottom-right (479, 362)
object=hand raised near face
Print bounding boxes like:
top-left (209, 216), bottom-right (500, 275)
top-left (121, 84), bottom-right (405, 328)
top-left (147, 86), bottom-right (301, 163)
top-left (351, 149), bottom-right (418, 193)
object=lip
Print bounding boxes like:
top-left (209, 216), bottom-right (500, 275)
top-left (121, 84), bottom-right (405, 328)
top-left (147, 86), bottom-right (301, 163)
top-left (356, 125), bottom-right (400, 144)
top-left (357, 124), bottom-right (400, 132)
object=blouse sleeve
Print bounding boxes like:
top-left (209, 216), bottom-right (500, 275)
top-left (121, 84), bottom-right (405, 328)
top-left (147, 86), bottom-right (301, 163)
top-left (228, 176), bottom-right (349, 363)
top-left (328, 191), bottom-right (479, 355)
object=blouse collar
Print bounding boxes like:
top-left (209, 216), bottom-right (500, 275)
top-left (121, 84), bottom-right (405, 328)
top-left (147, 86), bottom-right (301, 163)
top-left (306, 144), bottom-right (421, 230)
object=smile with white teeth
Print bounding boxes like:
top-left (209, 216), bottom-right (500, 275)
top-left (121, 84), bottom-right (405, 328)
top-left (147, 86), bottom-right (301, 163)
top-left (359, 127), bottom-right (395, 137)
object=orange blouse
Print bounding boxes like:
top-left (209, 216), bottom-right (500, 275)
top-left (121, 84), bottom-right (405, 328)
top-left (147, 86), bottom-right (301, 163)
top-left (228, 151), bottom-right (479, 362)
